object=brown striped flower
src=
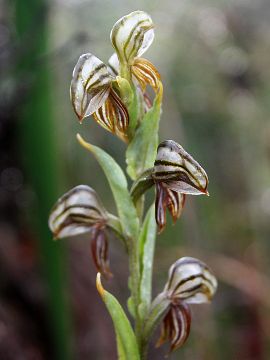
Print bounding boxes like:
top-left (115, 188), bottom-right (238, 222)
top-left (110, 11), bottom-right (161, 96)
top-left (155, 182), bottom-right (186, 233)
top-left (130, 140), bottom-right (209, 232)
top-left (70, 53), bottom-right (129, 141)
top-left (153, 140), bottom-right (209, 232)
top-left (157, 257), bottom-right (217, 353)
top-left (48, 185), bottom-right (113, 277)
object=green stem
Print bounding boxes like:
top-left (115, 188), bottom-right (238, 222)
top-left (129, 236), bottom-right (141, 330)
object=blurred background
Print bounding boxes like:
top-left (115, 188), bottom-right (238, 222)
top-left (1, 0), bottom-right (270, 359)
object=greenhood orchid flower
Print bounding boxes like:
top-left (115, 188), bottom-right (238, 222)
top-left (153, 140), bottom-right (209, 232)
top-left (48, 185), bottom-right (115, 277)
top-left (156, 257), bottom-right (217, 353)
top-left (70, 53), bottom-right (129, 142)
top-left (110, 11), bottom-right (161, 96)
top-left (131, 140), bottom-right (209, 232)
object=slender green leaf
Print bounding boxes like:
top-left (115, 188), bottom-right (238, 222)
top-left (116, 334), bottom-right (125, 360)
top-left (139, 205), bottom-right (157, 319)
top-left (97, 274), bottom-right (140, 360)
top-left (77, 134), bottom-right (139, 240)
top-left (126, 94), bottom-right (162, 180)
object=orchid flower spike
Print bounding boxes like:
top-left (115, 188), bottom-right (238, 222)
top-left (48, 185), bottom-right (114, 277)
top-left (70, 54), bottom-right (129, 141)
top-left (157, 257), bottom-right (217, 353)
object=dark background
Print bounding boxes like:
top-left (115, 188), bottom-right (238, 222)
top-left (1, 0), bottom-right (270, 359)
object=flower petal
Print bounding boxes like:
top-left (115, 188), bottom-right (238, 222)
top-left (70, 53), bottom-right (112, 121)
top-left (156, 302), bottom-right (191, 353)
top-left (91, 227), bottom-right (112, 278)
top-left (132, 58), bottom-right (161, 93)
top-left (153, 140), bottom-right (209, 195)
top-left (165, 257), bottom-right (218, 304)
top-left (93, 88), bottom-right (129, 137)
top-left (155, 183), bottom-right (167, 233)
top-left (155, 184), bottom-right (186, 233)
top-left (167, 190), bottom-right (186, 223)
top-left (108, 53), bottom-right (120, 76)
top-left (48, 185), bottom-right (108, 239)
top-left (110, 11), bottom-right (154, 64)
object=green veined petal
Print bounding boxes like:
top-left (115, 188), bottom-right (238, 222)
top-left (93, 88), bottom-right (129, 141)
top-left (110, 11), bottom-right (154, 64)
top-left (132, 57), bottom-right (161, 93)
top-left (70, 53), bottom-right (112, 121)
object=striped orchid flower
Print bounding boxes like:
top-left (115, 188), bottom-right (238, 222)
top-left (48, 185), bottom-right (114, 277)
top-left (153, 140), bottom-right (209, 232)
top-left (157, 257), bottom-right (217, 353)
top-left (70, 53), bottom-right (129, 141)
top-left (110, 11), bottom-right (161, 95)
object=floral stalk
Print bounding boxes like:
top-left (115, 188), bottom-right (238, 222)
top-left (48, 10), bottom-right (218, 359)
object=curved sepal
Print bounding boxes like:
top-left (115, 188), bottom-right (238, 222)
top-left (165, 257), bottom-right (218, 303)
top-left (48, 185), bottom-right (108, 239)
top-left (110, 11), bottom-right (154, 65)
top-left (96, 274), bottom-right (140, 360)
top-left (92, 88), bottom-right (129, 140)
top-left (156, 302), bottom-right (191, 353)
top-left (153, 140), bottom-right (209, 195)
top-left (70, 53), bottom-right (111, 121)
top-left (132, 58), bottom-right (161, 93)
